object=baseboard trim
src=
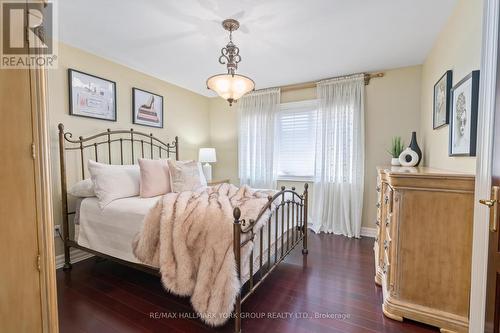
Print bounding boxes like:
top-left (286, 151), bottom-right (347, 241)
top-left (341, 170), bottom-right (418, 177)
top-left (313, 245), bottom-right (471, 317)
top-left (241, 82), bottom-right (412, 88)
top-left (55, 248), bottom-right (94, 269)
top-left (361, 227), bottom-right (377, 238)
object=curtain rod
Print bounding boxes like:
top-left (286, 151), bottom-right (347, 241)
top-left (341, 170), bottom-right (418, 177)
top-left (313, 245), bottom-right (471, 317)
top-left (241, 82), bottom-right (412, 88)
top-left (278, 72), bottom-right (384, 92)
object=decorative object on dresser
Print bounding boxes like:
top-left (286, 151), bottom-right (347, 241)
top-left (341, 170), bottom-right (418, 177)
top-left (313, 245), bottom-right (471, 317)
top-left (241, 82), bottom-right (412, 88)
top-left (132, 88), bottom-right (163, 128)
top-left (206, 19), bottom-right (255, 106)
top-left (198, 147), bottom-right (216, 182)
top-left (433, 70), bottom-right (453, 129)
top-left (408, 131), bottom-right (422, 165)
top-left (449, 70), bottom-right (480, 156)
top-left (398, 147), bottom-right (419, 167)
top-left (387, 136), bottom-right (404, 166)
top-left (374, 166), bottom-right (474, 333)
top-left (68, 69), bottom-right (116, 121)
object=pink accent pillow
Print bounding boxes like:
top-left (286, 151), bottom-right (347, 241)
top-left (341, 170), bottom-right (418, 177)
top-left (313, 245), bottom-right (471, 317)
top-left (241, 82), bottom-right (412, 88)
top-left (138, 158), bottom-right (171, 198)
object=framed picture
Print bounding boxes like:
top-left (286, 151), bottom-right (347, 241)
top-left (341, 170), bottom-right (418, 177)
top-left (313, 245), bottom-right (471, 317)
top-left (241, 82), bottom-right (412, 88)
top-left (449, 70), bottom-right (480, 156)
top-left (132, 88), bottom-right (163, 128)
top-left (433, 70), bottom-right (452, 129)
top-left (68, 69), bottom-right (116, 121)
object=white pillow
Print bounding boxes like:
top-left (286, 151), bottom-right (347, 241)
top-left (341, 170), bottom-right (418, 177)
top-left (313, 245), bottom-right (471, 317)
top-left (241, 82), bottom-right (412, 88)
top-left (167, 159), bottom-right (207, 192)
top-left (68, 179), bottom-right (95, 197)
top-left (87, 160), bottom-right (140, 208)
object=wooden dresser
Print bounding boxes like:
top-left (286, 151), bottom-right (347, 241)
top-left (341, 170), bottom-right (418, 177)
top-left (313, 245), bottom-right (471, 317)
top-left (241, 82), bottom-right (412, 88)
top-left (374, 167), bottom-right (474, 333)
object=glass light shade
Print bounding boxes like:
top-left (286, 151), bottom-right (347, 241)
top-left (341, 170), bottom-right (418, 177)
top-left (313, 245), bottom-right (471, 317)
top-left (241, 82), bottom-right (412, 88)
top-left (206, 73), bottom-right (255, 105)
top-left (198, 148), bottom-right (217, 163)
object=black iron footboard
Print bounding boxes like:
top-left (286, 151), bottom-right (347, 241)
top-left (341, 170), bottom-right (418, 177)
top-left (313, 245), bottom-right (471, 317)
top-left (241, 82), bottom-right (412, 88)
top-left (232, 184), bottom-right (309, 333)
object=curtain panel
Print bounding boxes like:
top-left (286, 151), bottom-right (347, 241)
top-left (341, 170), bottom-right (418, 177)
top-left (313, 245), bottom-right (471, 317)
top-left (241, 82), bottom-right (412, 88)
top-left (238, 88), bottom-right (280, 188)
top-left (311, 74), bottom-right (365, 237)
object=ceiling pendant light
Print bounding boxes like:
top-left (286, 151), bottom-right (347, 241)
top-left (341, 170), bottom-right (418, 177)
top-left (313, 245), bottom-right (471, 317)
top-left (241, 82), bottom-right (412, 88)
top-left (206, 19), bottom-right (255, 106)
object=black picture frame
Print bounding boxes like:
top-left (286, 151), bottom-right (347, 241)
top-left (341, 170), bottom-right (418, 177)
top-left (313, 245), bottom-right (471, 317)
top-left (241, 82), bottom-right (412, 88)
top-left (132, 88), bottom-right (164, 128)
top-left (68, 69), bottom-right (117, 122)
top-left (448, 70), bottom-right (480, 157)
top-left (433, 70), bottom-right (452, 129)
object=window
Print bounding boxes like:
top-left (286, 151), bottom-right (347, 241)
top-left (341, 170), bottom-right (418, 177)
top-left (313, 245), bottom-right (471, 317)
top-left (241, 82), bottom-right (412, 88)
top-left (275, 100), bottom-right (318, 179)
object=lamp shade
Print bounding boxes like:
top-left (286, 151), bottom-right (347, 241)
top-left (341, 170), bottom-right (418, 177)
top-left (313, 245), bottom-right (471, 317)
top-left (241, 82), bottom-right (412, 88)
top-left (198, 148), bottom-right (217, 163)
top-left (206, 73), bottom-right (255, 106)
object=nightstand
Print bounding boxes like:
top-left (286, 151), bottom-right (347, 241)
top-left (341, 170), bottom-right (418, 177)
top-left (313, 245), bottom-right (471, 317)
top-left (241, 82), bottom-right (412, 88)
top-left (208, 179), bottom-right (230, 186)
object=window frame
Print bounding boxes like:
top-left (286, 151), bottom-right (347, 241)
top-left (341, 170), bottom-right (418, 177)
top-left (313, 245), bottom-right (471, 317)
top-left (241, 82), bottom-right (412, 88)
top-left (275, 99), bottom-right (319, 181)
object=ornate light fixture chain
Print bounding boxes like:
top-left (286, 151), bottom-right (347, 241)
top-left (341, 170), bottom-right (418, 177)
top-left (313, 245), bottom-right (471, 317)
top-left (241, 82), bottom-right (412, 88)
top-left (206, 18), bottom-right (255, 106)
top-left (218, 33), bottom-right (241, 75)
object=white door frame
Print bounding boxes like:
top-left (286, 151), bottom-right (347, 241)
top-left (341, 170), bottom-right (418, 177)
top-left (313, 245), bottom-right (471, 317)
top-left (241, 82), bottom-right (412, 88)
top-left (469, 0), bottom-right (499, 331)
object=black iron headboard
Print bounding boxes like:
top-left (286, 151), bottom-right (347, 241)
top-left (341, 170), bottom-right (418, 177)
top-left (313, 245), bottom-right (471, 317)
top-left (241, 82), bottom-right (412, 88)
top-left (57, 123), bottom-right (179, 257)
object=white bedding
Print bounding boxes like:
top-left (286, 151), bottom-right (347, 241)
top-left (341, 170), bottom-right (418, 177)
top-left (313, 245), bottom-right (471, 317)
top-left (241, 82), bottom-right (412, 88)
top-left (76, 192), bottom-right (300, 278)
top-left (77, 196), bottom-right (161, 264)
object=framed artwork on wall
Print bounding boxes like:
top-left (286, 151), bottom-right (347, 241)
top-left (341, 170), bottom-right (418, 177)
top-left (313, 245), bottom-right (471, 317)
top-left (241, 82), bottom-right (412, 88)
top-left (449, 70), bottom-right (480, 156)
top-left (132, 88), bottom-right (164, 128)
top-left (433, 70), bottom-right (452, 129)
top-left (68, 69), bottom-right (117, 121)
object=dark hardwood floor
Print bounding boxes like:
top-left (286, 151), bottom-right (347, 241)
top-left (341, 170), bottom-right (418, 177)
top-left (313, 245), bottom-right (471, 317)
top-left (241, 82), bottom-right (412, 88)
top-left (57, 233), bottom-right (439, 333)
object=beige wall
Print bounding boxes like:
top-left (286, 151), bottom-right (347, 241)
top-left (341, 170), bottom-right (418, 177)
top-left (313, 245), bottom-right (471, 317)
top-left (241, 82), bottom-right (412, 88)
top-left (363, 66), bottom-right (422, 230)
top-left (208, 65), bottom-right (422, 231)
top-left (49, 43), bottom-right (210, 255)
top-left (419, 0), bottom-right (483, 173)
top-left (208, 97), bottom-right (239, 184)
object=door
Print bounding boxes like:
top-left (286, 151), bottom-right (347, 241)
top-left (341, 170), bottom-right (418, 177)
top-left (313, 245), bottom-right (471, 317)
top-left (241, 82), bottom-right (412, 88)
top-left (0, 1), bottom-right (57, 332)
top-left (483, 55), bottom-right (500, 333)
top-left (0, 0), bottom-right (46, 324)
top-left (0, 69), bottom-right (44, 332)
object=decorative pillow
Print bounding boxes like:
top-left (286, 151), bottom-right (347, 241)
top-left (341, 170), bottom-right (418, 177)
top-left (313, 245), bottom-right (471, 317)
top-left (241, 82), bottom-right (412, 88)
top-left (138, 158), bottom-right (171, 198)
top-left (87, 160), bottom-right (140, 208)
top-left (167, 159), bottom-right (207, 192)
top-left (68, 179), bottom-right (95, 197)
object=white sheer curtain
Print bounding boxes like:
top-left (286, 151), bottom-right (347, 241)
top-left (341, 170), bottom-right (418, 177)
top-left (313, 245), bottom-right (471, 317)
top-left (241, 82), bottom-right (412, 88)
top-left (311, 74), bottom-right (365, 237)
top-left (238, 88), bottom-right (280, 188)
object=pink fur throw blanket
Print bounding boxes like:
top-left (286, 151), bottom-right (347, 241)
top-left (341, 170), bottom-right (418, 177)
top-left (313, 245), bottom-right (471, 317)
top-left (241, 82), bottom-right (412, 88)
top-left (132, 183), bottom-right (272, 326)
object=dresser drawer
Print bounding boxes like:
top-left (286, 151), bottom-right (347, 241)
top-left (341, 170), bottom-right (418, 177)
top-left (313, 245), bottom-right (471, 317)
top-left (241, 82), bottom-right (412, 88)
top-left (376, 166), bottom-right (474, 332)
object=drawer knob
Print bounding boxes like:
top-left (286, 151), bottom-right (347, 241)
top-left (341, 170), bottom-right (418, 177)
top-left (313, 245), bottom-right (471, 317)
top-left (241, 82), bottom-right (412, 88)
top-left (376, 202), bottom-right (381, 208)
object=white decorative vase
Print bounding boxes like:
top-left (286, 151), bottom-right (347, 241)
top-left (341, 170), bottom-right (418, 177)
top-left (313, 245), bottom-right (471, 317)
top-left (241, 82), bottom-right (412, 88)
top-left (398, 148), bottom-right (419, 167)
top-left (391, 158), bottom-right (400, 166)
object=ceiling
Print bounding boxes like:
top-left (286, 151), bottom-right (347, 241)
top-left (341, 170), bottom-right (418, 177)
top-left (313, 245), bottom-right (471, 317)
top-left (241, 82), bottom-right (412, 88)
top-left (57, 0), bottom-right (457, 97)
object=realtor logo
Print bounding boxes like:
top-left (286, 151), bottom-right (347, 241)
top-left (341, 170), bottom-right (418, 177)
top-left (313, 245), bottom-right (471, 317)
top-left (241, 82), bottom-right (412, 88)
top-left (1, 0), bottom-right (57, 68)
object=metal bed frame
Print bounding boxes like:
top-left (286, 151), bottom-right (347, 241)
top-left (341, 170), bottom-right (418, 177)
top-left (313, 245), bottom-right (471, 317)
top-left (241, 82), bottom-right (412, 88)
top-left (57, 123), bottom-right (308, 333)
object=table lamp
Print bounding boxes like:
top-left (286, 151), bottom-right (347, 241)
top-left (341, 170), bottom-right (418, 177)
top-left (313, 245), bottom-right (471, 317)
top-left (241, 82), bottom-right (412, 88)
top-left (198, 148), bottom-right (216, 182)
